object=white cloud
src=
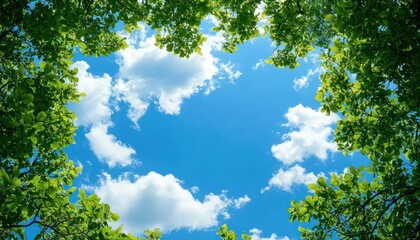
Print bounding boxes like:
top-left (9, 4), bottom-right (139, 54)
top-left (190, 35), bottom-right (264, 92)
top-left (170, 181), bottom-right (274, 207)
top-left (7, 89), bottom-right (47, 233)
top-left (190, 186), bottom-right (200, 193)
top-left (233, 195), bottom-right (251, 209)
top-left (252, 59), bottom-right (265, 70)
top-left (93, 172), bottom-right (245, 233)
top-left (262, 165), bottom-right (321, 192)
top-left (304, 52), bottom-right (321, 65)
top-left (204, 31), bottom-right (226, 51)
top-left (248, 228), bottom-right (289, 240)
top-left (85, 123), bottom-right (136, 167)
top-left (271, 104), bottom-right (339, 165)
top-left (70, 61), bottom-right (137, 167)
top-left (115, 30), bottom-right (240, 127)
top-left (219, 62), bottom-right (242, 82)
top-left (75, 160), bottom-right (84, 170)
top-left (293, 52), bottom-right (323, 90)
top-left (71, 61), bottom-right (112, 127)
top-left (293, 66), bottom-right (323, 90)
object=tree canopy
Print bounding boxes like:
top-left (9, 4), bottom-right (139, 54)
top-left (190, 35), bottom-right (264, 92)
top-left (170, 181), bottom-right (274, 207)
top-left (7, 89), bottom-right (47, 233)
top-left (1, 0), bottom-right (419, 239)
top-left (1, 0), bottom-right (152, 239)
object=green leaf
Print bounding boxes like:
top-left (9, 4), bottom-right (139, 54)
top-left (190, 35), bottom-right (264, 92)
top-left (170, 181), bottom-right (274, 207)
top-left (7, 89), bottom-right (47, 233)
top-left (330, 45), bottom-right (339, 53)
top-left (325, 14), bottom-right (335, 21)
top-left (79, 189), bottom-right (86, 200)
top-left (68, 186), bottom-right (77, 194)
top-left (317, 177), bottom-right (328, 187)
top-left (36, 111), bottom-right (47, 122)
top-left (370, 181), bottom-right (379, 191)
top-left (0, 168), bottom-right (9, 180)
top-left (44, 63), bottom-right (53, 73)
top-left (315, 90), bottom-right (324, 101)
top-left (18, 63), bottom-right (25, 74)
top-left (23, 114), bottom-right (33, 123)
top-left (298, 226), bottom-right (306, 233)
top-left (306, 196), bottom-right (315, 207)
top-left (335, 52), bottom-right (343, 62)
top-left (307, 183), bottom-right (320, 191)
top-left (228, 231), bottom-right (236, 240)
top-left (298, 207), bottom-right (307, 215)
top-left (330, 174), bottom-right (339, 186)
top-left (29, 136), bottom-right (38, 144)
top-left (349, 166), bottom-right (357, 175)
top-left (110, 212), bottom-right (120, 221)
top-left (339, 184), bottom-right (351, 191)
top-left (32, 122), bottom-right (45, 131)
top-left (353, 82), bottom-right (361, 92)
top-left (24, 94), bottom-right (35, 104)
top-left (264, 58), bottom-right (274, 65)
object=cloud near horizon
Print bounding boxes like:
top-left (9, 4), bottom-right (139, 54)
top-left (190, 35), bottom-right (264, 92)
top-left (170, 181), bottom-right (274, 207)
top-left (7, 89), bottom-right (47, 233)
top-left (92, 171), bottom-right (250, 233)
top-left (248, 228), bottom-right (290, 240)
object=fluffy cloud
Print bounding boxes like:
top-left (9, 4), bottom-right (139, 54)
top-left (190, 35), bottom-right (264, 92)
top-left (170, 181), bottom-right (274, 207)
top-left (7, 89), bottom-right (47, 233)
top-left (71, 61), bottom-right (112, 126)
top-left (262, 165), bottom-right (321, 192)
top-left (93, 172), bottom-right (248, 233)
top-left (71, 29), bottom-right (242, 166)
top-left (114, 30), bottom-right (240, 127)
top-left (70, 61), bottom-right (137, 167)
top-left (248, 228), bottom-right (289, 240)
top-left (85, 123), bottom-right (136, 167)
top-left (271, 104), bottom-right (339, 165)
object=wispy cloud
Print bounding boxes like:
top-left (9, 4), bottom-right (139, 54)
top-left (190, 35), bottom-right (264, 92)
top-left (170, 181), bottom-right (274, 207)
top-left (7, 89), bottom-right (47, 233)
top-left (252, 59), bottom-right (265, 70)
top-left (293, 52), bottom-right (323, 90)
top-left (71, 61), bottom-right (136, 167)
top-left (70, 61), bottom-right (112, 127)
top-left (234, 195), bottom-right (251, 209)
top-left (293, 66), bottom-right (323, 90)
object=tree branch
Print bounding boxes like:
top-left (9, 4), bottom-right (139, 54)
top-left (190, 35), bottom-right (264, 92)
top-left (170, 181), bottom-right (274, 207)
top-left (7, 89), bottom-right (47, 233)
top-left (0, 207), bottom-right (41, 230)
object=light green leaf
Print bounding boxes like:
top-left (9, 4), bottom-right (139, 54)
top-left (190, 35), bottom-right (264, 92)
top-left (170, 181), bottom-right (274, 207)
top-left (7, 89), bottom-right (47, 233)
top-left (36, 111), bottom-right (47, 122)
top-left (110, 212), bottom-right (120, 221)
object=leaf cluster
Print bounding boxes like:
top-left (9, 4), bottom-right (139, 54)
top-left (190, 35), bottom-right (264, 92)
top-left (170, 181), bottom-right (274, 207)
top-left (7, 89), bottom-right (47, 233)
top-left (216, 224), bottom-right (252, 240)
top-left (0, 0), bottom-right (158, 239)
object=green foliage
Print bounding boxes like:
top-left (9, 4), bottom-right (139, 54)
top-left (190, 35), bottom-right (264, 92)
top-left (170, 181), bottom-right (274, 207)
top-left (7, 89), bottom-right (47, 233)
top-left (2, 0), bottom-right (419, 239)
top-left (0, 0), bottom-right (157, 239)
top-left (284, 0), bottom-right (420, 238)
top-left (289, 166), bottom-right (419, 239)
top-left (217, 224), bottom-right (252, 240)
top-left (143, 228), bottom-right (162, 240)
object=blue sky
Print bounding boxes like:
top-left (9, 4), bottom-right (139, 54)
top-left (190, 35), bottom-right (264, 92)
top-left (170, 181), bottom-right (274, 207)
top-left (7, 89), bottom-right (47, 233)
top-left (66, 24), bottom-right (369, 240)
